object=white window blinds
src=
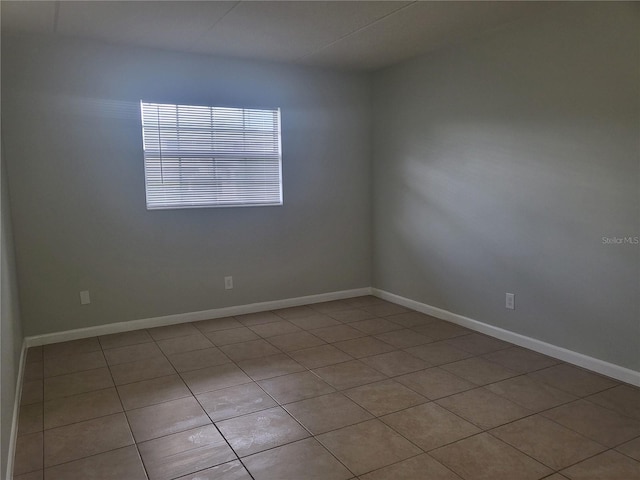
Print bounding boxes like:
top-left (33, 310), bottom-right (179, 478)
top-left (140, 102), bottom-right (282, 210)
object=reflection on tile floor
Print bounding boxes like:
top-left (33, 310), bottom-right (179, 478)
top-left (12, 296), bottom-right (640, 479)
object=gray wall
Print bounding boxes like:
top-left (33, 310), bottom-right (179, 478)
top-left (1, 147), bottom-right (23, 478)
top-left (372, 3), bottom-right (640, 371)
top-left (2, 36), bottom-right (372, 336)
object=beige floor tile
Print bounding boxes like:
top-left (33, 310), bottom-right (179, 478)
top-left (386, 311), bottom-right (441, 328)
top-left (313, 360), bottom-right (387, 390)
top-left (24, 361), bottom-right (43, 382)
top-left (344, 296), bottom-right (384, 308)
top-left (175, 460), bottom-right (252, 480)
top-left (205, 327), bottom-right (260, 346)
top-left (285, 392), bottom-right (373, 434)
top-left (486, 375), bottom-right (576, 412)
top-left (311, 325), bottom-right (368, 343)
top-left (249, 320), bottom-right (302, 338)
top-left (44, 387), bottom-right (122, 429)
top-left (481, 346), bottom-right (559, 373)
top-left (44, 367), bottom-right (113, 400)
top-left (138, 425), bottom-right (236, 480)
top-left (103, 342), bottom-right (163, 366)
top-left (272, 305), bottom-right (316, 320)
top-left (18, 403), bottom-right (43, 435)
top-left (192, 316), bottom-right (243, 333)
top-left (220, 339), bottom-right (281, 362)
top-left (98, 329), bottom-right (153, 350)
top-left (361, 303), bottom-right (409, 317)
top-left (14, 432), bottom-right (43, 475)
top-left (156, 333), bottom-right (214, 355)
top-left (328, 308), bottom-right (376, 323)
top-left (317, 419), bottom-right (421, 476)
top-left (334, 336), bottom-right (396, 359)
top-left (405, 342), bottom-right (473, 366)
top-left (26, 346), bottom-right (43, 364)
top-left (167, 347), bottom-right (231, 372)
top-left (14, 471), bottom-right (43, 480)
top-left (197, 382), bottom-right (277, 422)
top-left (528, 364), bottom-right (619, 397)
top-left (375, 329), bottom-right (432, 348)
top-left (44, 413), bottom-right (133, 467)
top-left (236, 353), bottom-right (305, 381)
top-left (267, 331), bottom-right (326, 352)
top-left (109, 356), bottom-right (176, 385)
top-left (491, 415), bottom-right (606, 470)
top-left (382, 403), bottom-right (480, 451)
top-left (616, 437), bottom-right (640, 461)
top-left (360, 351), bottom-right (430, 377)
top-left (344, 379), bottom-right (427, 416)
top-left (289, 344), bottom-right (353, 368)
top-left (411, 321), bottom-right (472, 341)
top-left (396, 367), bottom-right (475, 399)
top-left (126, 396), bottom-right (210, 442)
top-left (147, 323), bottom-right (200, 340)
top-left (43, 350), bottom-right (107, 377)
top-left (217, 406), bottom-right (309, 456)
top-left (445, 334), bottom-right (511, 355)
top-left (440, 357), bottom-right (518, 385)
top-left (180, 363), bottom-right (252, 394)
top-left (350, 318), bottom-right (403, 335)
top-left (430, 433), bottom-right (552, 480)
top-left (560, 450), bottom-right (640, 480)
top-left (289, 313), bottom-right (342, 330)
top-left (243, 438), bottom-right (352, 480)
top-left (20, 380), bottom-right (43, 405)
top-left (235, 311), bottom-right (283, 326)
top-left (586, 385), bottom-right (640, 420)
top-left (43, 445), bottom-right (147, 480)
top-left (117, 374), bottom-right (192, 410)
top-left (436, 387), bottom-right (532, 430)
top-left (258, 371), bottom-right (335, 404)
top-left (309, 299), bottom-right (352, 314)
top-left (43, 338), bottom-right (101, 358)
top-left (359, 453), bottom-right (462, 480)
top-left (543, 399), bottom-right (640, 447)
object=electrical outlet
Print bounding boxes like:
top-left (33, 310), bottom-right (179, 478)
top-left (80, 290), bottom-right (91, 305)
top-left (224, 276), bottom-right (233, 290)
top-left (505, 293), bottom-right (515, 310)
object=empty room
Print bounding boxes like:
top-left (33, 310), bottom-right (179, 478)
top-left (1, 1), bottom-right (638, 479)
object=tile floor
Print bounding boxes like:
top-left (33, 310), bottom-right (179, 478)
top-left (12, 296), bottom-right (640, 480)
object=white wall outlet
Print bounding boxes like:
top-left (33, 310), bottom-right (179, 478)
top-left (505, 292), bottom-right (515, 310)
top-left (80, 290), bottom-right (91, 305)
top-left (224, 276), bottom-right (233, 290)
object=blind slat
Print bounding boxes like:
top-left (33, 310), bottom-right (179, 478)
top-left (141, 101), bottom-right (283, 209)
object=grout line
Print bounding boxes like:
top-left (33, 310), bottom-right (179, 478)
top-left (101, 337), bottom-right (152, 480)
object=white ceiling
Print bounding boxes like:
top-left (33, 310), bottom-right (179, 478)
top-left (1, 1), bottom-right (550, 71)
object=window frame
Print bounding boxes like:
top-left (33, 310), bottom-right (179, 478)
top-left (140, 101), bottom-right (283, 211)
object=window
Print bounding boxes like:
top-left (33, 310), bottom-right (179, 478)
top-left (140, 101), bottom-right (282, 209)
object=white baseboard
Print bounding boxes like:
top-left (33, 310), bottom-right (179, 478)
top-left (25, 287), bottom-right (372, 347)
top-left (5, 340), bottom-right (27, 480)
top-left (22, 285), bottom-right (639, 387)
top-left (372, 288), bottom-right (640, 387)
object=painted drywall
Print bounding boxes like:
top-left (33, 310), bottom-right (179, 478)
top-left (1, 147), bottom-right (23, 479)
top-left (372, 3), bottom-right (640, 370)
top-left (1, 36), bottom-right (372, 336)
